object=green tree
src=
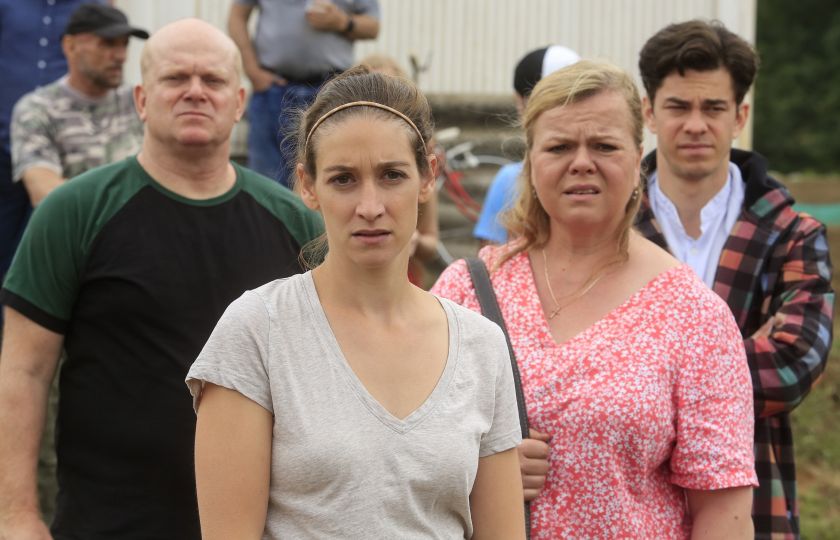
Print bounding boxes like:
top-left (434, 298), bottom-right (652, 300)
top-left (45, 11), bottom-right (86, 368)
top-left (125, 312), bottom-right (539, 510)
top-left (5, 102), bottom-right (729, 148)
top-left (754, 1), bottom-right (840, 173)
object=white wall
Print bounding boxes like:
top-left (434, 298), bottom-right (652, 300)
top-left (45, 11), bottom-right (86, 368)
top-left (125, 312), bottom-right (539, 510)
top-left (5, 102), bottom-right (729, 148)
top-left (356, 0), bottom-right (756, 96)
top-left (114, 0), bottom-right (230, 86)
top-left (115, 0), bottom-right (758, 148)
top-left (116, 0), bottom-right (756, 94)
top-left (352, 0), bottom-right (757, 149)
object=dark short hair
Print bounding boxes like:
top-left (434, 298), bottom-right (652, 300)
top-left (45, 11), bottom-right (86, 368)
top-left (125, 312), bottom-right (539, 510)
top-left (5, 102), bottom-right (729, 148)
top-left (638, 19), bottom-right (758, 104)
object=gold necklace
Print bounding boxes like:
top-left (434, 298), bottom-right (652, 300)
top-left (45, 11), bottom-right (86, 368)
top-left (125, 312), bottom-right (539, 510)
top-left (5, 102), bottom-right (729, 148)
top-left (541, 248), bottom-right (612, 320)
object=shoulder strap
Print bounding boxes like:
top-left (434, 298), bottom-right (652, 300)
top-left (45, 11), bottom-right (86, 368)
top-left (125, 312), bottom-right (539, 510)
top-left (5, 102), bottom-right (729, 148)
top-left (465, 257), bottom-right (529, 438)
top-left (466, 257), bottom-right (532, 538)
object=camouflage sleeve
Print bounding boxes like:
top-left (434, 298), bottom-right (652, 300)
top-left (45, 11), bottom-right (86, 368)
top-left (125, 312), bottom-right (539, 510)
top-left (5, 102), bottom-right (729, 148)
top-left (10, 91), bottom-right (63, 182)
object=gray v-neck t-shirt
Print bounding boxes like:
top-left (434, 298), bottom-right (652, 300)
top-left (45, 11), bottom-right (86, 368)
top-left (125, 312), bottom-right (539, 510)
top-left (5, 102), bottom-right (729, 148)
top-left (186, 271), bottom-right (521, 539)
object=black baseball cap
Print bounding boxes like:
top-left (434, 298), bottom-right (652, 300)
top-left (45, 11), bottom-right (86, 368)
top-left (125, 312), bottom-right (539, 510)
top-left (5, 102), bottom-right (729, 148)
top-left (513, 45), bottom-right (580, 97)
top-left (64, 4), bottom-right (149, 39)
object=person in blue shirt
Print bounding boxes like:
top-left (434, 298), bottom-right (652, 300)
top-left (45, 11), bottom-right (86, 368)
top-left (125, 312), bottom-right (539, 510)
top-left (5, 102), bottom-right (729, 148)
top-left (228, 0), bottom-right (380, 188)
top-left (474, 45), bottom-right (579, 245)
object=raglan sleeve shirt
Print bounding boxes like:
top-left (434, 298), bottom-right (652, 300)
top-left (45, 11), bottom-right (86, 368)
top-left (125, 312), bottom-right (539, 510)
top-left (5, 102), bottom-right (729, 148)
top-left (1, 180), bottom-right (92, 331)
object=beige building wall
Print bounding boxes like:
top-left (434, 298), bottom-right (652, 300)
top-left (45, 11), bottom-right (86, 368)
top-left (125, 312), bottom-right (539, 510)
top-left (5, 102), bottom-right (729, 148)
top-left (115, 0), bottom-right (757, 149)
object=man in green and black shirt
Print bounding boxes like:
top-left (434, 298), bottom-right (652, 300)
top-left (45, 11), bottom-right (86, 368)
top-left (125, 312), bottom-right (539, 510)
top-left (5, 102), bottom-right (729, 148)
top-left (0, 19), bottom-right (322, 540)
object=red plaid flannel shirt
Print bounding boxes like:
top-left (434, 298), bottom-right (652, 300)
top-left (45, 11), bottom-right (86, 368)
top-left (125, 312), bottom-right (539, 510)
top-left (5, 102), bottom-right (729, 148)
top-left (636, 149), bottom-right (834, 539)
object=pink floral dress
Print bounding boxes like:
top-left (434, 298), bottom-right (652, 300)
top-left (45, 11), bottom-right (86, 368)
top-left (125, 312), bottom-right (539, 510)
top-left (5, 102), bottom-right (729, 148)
top-left (432, 246), bottom-right (757, 539)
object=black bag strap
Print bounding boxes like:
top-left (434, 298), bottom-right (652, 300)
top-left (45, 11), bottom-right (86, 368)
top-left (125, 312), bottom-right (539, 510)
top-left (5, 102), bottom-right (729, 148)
top-left (466, 257), bottom-right (529, 437)
top-left (465, 257), bottom-right (531, 537)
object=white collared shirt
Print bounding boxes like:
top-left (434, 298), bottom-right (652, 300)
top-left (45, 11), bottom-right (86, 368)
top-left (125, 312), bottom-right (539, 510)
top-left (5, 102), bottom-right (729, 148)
top-left (648, 162), bottom-right (745, 288)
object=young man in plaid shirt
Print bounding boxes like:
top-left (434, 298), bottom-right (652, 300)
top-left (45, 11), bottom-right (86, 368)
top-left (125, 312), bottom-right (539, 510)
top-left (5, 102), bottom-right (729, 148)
top-left (636, 19), bottom-right (833, 539)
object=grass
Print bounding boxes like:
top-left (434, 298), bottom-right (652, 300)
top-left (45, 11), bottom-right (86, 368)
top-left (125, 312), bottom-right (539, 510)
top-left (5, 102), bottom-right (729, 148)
top-left (788, 174), bottom-right (840, 538)
top-left (793, 327), bottom-right (840, 538)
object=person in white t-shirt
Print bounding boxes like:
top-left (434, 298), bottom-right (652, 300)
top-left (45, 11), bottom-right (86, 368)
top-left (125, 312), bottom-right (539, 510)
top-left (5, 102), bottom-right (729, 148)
top-left (186, 66), bottom-right (525, 539)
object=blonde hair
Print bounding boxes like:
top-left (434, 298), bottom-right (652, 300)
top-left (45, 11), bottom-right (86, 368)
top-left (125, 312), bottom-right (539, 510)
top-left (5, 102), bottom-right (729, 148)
top-left (499, 59), bottom-right (644, 267)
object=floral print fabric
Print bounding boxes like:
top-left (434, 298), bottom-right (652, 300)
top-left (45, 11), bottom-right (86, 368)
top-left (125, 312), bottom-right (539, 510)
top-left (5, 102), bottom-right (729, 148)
top-left (432, 246), bottom-right (758, 539)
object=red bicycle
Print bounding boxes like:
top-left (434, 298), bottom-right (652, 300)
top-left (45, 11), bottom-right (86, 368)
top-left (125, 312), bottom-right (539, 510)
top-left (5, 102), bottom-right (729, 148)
top-left (434, 127), bottom-right (511, 263)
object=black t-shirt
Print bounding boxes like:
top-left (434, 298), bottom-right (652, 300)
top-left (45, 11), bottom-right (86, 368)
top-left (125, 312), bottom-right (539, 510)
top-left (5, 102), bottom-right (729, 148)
top-left (1, 157), bottom-right (323, 539)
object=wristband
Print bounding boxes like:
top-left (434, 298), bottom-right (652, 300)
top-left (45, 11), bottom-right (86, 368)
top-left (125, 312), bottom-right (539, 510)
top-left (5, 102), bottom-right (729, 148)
top-left (343, 16), bottom-right (354, 34)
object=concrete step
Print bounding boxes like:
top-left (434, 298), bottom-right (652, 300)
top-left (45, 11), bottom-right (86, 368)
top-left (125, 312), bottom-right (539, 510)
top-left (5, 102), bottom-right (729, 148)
top-left (428, 93), bottom-right (516, 128)
top-left (438, 126), bottom-right (526, 162)
top-left (430, 93), bottom-right (523, 159)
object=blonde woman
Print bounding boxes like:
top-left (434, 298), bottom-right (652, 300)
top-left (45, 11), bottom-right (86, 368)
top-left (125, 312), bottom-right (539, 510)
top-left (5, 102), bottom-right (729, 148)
top-left (432, 60), bottom-right (757, 539)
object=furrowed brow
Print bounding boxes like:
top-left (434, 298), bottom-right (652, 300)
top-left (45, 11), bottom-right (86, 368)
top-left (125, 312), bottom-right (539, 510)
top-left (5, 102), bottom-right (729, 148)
top-left (702, 99), bottom-right (729, 108)
top-left (663, 97), bottom-right (690, 107)
top-left (379, 160), bottom-right (412, 168)
top-left (322, 164), bottom-right (353, 173)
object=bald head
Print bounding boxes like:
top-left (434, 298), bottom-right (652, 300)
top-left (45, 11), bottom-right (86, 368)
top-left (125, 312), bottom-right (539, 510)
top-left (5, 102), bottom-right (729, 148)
top-left (140, 18), bottom-right (242, 84)
top-left (133, 17), bottom-right (247, 154)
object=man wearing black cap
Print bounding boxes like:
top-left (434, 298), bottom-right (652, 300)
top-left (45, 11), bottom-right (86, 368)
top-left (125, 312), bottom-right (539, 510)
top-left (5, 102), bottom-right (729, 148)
top-left (10, 3), bottom-right (148, 207)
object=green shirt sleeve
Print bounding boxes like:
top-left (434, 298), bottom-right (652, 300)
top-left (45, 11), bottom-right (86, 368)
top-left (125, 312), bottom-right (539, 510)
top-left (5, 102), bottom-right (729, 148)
top-left (1, 159), bottom-right (146, 332)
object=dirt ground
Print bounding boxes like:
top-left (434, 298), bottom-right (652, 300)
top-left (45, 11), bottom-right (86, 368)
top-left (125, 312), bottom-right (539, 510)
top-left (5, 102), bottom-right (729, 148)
top-left (784, 177), bottom-right (840, 203)
top-left (785, 180), bottom-right (840, 286)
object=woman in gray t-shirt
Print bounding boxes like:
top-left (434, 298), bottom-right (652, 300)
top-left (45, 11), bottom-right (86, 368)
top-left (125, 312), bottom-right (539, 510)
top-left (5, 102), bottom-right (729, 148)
top-left (187, 67), bottom-right (525, 539)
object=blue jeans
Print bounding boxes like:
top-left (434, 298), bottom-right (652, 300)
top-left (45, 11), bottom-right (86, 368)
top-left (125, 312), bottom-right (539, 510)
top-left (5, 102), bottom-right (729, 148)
top-left (247, 82), bottom-right (320, 188)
